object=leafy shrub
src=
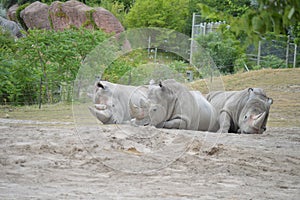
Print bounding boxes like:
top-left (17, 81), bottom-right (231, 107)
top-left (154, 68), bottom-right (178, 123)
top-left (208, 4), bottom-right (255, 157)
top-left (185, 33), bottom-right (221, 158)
top-left (233, 54), bottom-right (248, 72)
top-left (196, 32), bottom-right (244, 74)
top-left (251, 65), bottom-right (262, 70)
top-left (16, 3), bottom-right (30, 30)
top-left (0, 4), bottom-right (6, 18)
top-left (0, 28), bottom-right (107, 105)
top-left (261, 55), bottom-right (285, 69)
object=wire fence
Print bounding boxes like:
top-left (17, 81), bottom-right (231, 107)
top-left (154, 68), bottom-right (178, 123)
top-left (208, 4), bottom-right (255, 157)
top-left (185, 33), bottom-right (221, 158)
top-left (246, 36), bottom-right (299, 68)
top-left (0, 80), bottom-right (73, 106)
top-left (190, 13), bottom-right (299, 70)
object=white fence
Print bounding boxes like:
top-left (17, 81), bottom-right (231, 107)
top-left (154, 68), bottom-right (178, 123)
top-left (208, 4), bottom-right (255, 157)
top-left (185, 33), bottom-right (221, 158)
top-left (190, 13), bottom-right (225, 63)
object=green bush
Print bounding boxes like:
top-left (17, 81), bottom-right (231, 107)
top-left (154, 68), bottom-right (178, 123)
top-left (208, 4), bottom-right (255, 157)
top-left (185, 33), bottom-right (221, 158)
top-left (0, 28), bottom-right (107, 105)
top-left (261, 55), bottom-right (285, 69)
top-left (233, 54), bottom-right (248, 72)
top-left (196, 32), bottom-right (244, 74)
top-left (16, 3), bottom-right (30, 30)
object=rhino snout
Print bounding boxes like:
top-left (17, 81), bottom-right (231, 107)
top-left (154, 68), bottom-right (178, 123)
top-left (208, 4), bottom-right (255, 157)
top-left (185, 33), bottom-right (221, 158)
top-left (95, 104), bottom-right (107, 110)
top-left (241, 112), bottom-right (267, 134)
top-left (253, 112), bottom-right (266, 129)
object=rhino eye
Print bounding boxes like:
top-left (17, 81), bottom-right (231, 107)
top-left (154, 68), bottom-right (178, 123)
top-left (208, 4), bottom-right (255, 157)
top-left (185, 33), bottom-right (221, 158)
top-left (244, 115), bottom-right (248, 120)
top-left (153, 108), bottom-right (157, 112)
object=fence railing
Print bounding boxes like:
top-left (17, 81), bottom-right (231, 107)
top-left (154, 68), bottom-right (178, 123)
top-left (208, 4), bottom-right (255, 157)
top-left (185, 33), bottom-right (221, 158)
top-left (190, 13), bottom-right (225, 64)
top-left (247, 36), bottom-right (298, 68)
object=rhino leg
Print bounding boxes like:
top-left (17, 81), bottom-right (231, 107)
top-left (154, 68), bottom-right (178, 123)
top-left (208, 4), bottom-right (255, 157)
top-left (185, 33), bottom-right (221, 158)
top-left (217, 111), bottom-right (232, 133)
top-left (162, 118), bottom-right (188, 129)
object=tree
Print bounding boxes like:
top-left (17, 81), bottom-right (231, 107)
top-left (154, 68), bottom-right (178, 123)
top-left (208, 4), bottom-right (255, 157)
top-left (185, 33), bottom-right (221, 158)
top-left (198, 0), bottom-right (300, 43)
top-left (0, 28), bottom-right (107, 105)
top-left (196, 32), bottom-right (244, 74)
top-left (124, 0), bottom-right (190, 34)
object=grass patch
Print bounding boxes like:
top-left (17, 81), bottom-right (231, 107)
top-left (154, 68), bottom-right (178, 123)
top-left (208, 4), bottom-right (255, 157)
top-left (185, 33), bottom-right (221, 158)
top-left (0, 102), bottom-right (73, 123)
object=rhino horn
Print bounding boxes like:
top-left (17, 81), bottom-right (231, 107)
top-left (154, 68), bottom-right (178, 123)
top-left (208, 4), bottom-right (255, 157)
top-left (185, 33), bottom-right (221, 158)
top-left (95, 104), bottom-right (107, 110)
top-left (89, 106), bottom-right (112, 123)
top-left (253, 112), bottom-right (266, 128)
top-left (129, 100), bottom-right (141, 118)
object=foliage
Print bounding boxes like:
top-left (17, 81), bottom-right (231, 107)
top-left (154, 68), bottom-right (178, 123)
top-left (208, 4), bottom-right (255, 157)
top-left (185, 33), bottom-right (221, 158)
top-left (16, 3), bottom-right (29, 30)
top-left (0, 3), bottom-right (6, 17)
top-left (125, 0), bottom-right (190, 34)
top-left (0, 28), bottom-right (107, 105)
top-left (197, 0), bottom-right (251, 19)
top-left (0, 29), bottom-right (17, 104)
top-left (196, 32), bottom-right (244, 74)
top-left (99, 0), bottom-right (127, 25)
top-left (233, 54), bottom-right (248, 73)
top-left (260, 55), bottom-right (285, 69)
top-left (1, 0), bottom-right (18, 9)
top-left (198, 0), bottom-right (300, 44)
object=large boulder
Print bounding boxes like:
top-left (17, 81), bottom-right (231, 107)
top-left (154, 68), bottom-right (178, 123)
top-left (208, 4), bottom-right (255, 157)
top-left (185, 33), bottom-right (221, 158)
top-left (49, 0), bottom-right (124, 33)
top-left (20, 1), bottom-right (50, 30)
top-left (7, 0), bottom-right (124, 34)
top-left (0, 16), bottom-right (24, 38)
top-left (92, 7), bottom-right (124, 34)
top-left (7, 4), bottom-right (18, 21)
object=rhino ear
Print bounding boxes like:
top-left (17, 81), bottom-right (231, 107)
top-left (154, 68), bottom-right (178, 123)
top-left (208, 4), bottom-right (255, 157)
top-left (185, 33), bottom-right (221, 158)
top-left (159, 81), bottom-right (163, 88)
top-left (267, 98), bottom-right (273, 105)
top-left (158, 81), bottom-right (166, 91)
top-left (97, 82), bottom-right (105, 89)
top-left (149, 79), bottom-right (155, 85)
top-left (248, 87), bottom-right (256, 98)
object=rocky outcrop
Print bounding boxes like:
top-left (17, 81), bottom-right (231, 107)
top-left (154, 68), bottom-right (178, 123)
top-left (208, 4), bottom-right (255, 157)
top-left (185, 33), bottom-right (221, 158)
top-left (49, 0), bottom-right (124, 34)
top-left (49, 0), bottom-right (93, 30)
top-left (0, 16), bottom-right (24, 38)
top-left (20, 1), bottom-right (50, 30)
top-left (92, 7), bottom-right (124, 34)
top-left (7, 4), bottom-right (18, 21)
top-left (6, 0), bottom-right (124, 34)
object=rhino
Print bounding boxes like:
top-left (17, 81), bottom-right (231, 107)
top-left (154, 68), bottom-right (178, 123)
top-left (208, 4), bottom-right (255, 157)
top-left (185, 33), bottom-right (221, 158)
top-left (206, 88), bottom-right (273, 134)
top-left (130, 79), bottom-right (219, 131)
top-left (88, 81), bottom-right (148, 124)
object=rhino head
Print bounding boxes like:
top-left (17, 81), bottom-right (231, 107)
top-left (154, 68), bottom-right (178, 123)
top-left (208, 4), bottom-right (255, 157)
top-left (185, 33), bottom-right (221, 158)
top-left (89, 81), bottom-right (124, 124)
top-left (238, 88), bottom-right (273, 134)
top-left (146, 81), bottom-right (177, 127)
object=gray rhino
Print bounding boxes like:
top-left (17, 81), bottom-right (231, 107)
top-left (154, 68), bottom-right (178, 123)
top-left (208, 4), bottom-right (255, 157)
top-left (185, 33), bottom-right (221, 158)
top-left (88, 81), bottom-right (148, 124)
top-left (206, 88), bottom-right (273, 134)
top-left (130, 79), bottom-right (219, 131)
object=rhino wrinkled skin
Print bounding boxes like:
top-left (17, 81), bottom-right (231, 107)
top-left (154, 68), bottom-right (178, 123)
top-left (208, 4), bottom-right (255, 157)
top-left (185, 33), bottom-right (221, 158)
top-left (88, 81), bottom-right (148, 124)
top-left (131, 79), bottom-right (219, 131)
top-left (206, 88), bottom-right (273, 134)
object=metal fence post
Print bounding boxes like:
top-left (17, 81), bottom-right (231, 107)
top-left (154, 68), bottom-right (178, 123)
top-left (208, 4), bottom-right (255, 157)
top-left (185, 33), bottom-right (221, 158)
top-left (286, 35), bottom-right (290, 68)
top-left (257, 41), bottom-right (261, 66)
top-left (294, 44), bottom-right (297, 68)
top-left (189, 13), bottom-right (196, 64)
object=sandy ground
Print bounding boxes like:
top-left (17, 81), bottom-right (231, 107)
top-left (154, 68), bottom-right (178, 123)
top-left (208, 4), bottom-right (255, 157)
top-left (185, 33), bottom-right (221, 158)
top-left (0, 118), bottom-right (299, 199)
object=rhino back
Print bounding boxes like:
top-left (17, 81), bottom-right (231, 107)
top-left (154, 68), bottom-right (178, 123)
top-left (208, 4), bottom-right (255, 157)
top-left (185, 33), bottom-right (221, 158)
top-left (161, 80), bottom-right (201, 130)
top-left (191, 91), bottom-right (219, 131)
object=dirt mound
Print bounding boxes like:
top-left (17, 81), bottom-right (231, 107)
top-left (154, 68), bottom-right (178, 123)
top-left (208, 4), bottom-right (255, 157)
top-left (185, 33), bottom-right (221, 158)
top-left (0, 123), bottom-right (299, 199)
